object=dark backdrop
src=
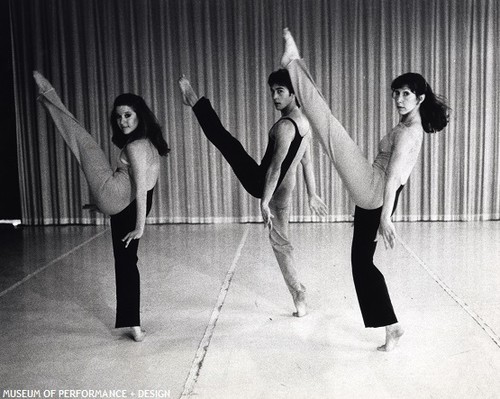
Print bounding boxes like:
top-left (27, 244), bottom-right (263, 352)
top-left (0, 0), bottom-right (20, 219)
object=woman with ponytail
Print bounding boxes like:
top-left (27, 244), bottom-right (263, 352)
top-left (280, 29), bottom-right (449, 351)
top-left (391, 73), bottom-right (449, 134)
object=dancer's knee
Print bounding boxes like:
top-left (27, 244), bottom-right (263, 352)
top-left (269, 230), bottom-right (293, 254)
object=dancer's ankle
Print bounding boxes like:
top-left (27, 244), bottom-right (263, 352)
top-left (292, 289), bottom-right (307, 317)
top-left (130, 326), bottom-right (146, 342)
top-left (377, 323), bottom-right (404, 352)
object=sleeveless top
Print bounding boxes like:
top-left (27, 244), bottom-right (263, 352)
top-left (260, 117), bottom-right (304, 187)
top-left (119, 149), bottom-right (131, 166)
top-left (373, 132), bottom-right (393, 174)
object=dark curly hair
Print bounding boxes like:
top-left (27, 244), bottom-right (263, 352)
top-left (110, 93), bottom-right (170, 156)
top-left (391, 73), bottom-right (450, 133)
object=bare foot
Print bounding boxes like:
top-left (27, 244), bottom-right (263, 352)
top-left (130, 326), bottom-right (146, 342)
top-left (292, 289), bottom-right (307, 317)
top-left (281, 28), bottom-right (301, 67)
top-left (33, 71), bottom-right (55, 94)
top-left (377, 323), bottom-right (404, 352)
top-left (178, 75), bottom-right (199, 107)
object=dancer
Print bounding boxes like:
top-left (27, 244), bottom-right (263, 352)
top-left (33, 71), bottom-right (170, 342)
top-left (280, 29), bottom-right (449, 350)
top-left (179, 69), bottom-right (327, 317)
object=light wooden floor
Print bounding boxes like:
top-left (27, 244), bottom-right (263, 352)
top-left (1, 221), bottom-right (499, 398)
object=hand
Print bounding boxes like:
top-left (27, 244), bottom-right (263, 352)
top-left (122, 228), bottom-right (144, 248)
top-left (309, 194), bottom-right (328, 216)
top-left (260, 202), bottom-right (274, 230)
top-left (377, 218), bottom-right (396, 249)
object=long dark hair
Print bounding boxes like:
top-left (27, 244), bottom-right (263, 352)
top-left (110, 93), bottom-right (170, 156)
top-left (391, 73), bottom-right (450, 133)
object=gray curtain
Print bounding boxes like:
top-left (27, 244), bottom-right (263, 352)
top-left (10, 0), bottom-right (500, 225)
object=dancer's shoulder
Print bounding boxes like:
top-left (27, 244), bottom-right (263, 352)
top-left (392, 127), bottom-right (423, 157)
top-left (277, 117), bottom-right (297, 130)
top-left (283, 108), bottom-right (310, 137)
top-left (268, 120), bottom-right (296, 150)
top-left (124, 139), bottom-right (156, 164)
top-left (125, 138), bottom-right (151, 152)
top-left (272, 117), bottom-right (296, 136)
top-left (394, 123), bottom-right (423, 143)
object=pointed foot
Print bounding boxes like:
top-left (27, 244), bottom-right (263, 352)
top-left (33, 71), bottom-right (55, 95)
top-left (281, 28), bottom-right (301, 67)
top-left (178, 75), bottom-right (199, 107)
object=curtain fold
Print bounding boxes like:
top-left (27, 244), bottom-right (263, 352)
top-left (10, 0), bottom-right (500, 225)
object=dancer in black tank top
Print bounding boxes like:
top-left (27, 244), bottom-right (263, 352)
top-left (179, 69), bottom-right (327, 317)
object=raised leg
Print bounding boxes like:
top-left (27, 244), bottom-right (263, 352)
top-left (33, 71), bottom-right (133, 215)
top-left (179, 76), bottom-right (265, 198)
top-left (281, 30), bottom-right (383, 210)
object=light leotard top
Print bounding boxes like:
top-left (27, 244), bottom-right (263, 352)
top-left (119, 148), bottom-right (131, 167)
top-left (116, 140), bottom-right (160, 193)
top-left (372, 132), bottom-right (393, 174)
top-left (118, 140), bottom-right (156, 168)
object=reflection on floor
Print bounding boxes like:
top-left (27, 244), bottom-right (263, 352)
top-left (1, 222), bottom-right (499, 398)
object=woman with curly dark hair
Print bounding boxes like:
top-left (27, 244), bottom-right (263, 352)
top-left (33, 71), bottom-right (169, 342)
top-left (280, 29), bottom-right (449, 351)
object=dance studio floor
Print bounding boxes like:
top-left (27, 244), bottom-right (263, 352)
top-left (1, 221), bottom-right (499, 398)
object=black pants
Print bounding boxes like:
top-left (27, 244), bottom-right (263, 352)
top-left (110, 189), bottom-right (154, 328)
top-left (351, 186), bottom-right (403, 328)
top-left (193, 97), bottom-right (265, 197)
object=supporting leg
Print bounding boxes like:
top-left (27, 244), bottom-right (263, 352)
top-left (351, 206), bottom-right (397, 328)
top-left (351, 205), bottom-right (404, 351)
top-left (269, 204), bottom-right (307, 317)
top-left (111, 202), bottom-right (141, 329)
top-left (110, 189), bottom-right (153, 341)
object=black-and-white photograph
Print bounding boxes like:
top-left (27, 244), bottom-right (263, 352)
top-left (1, 0), bottom-right (499, 398)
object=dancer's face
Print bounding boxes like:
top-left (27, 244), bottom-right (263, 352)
top-left (270, 84), bottom-right (295, 111)
top-left (392, 85), bottom-right (424, 115)
top-left (115, 105), bottom-right (139, 135)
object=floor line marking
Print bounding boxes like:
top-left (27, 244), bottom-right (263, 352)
top-left (180, 226), bottom-right (249, 398)
top-left (0, 228), bottom-right (109, 298)
top-left (398, 236), bottom-right (500, 349)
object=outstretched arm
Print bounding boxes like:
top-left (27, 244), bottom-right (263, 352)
top-left (260, 120), bottom-right (295, 228)
top-left (301, 144), bottom-right (328, 216)
top-left (122, 140), bottom-right (150, 248)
